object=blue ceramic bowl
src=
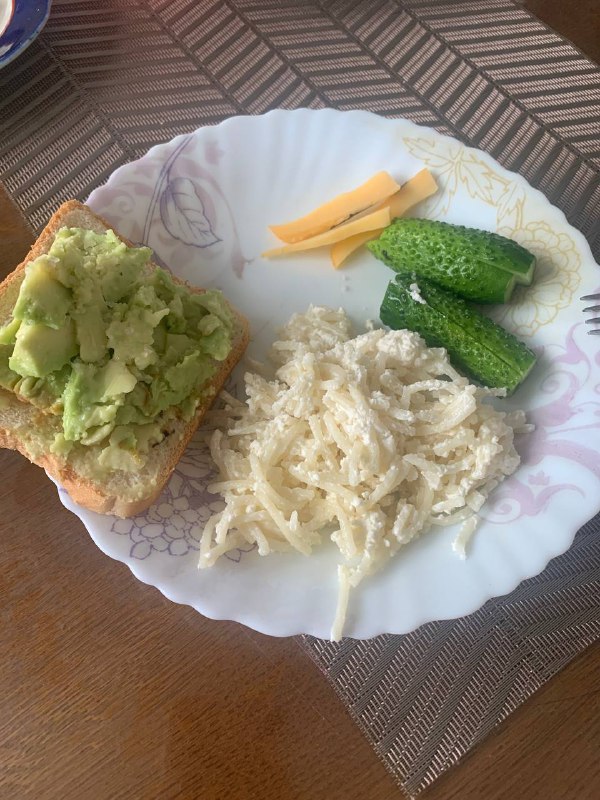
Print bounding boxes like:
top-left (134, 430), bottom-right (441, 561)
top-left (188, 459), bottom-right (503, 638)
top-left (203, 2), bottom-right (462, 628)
top-left (0, 0), bottom-right (52, 68)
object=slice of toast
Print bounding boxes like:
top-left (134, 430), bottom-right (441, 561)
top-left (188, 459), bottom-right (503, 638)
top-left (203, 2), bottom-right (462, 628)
top-left (0, 201), bottom-right (249, 517)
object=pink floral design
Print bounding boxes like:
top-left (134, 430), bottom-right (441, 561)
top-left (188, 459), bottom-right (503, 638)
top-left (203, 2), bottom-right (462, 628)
top-left (141, 136), bottom-right (249, 278)
top-left (528, 471), bottom-right (550, 487)
top-left (205, 139), bottom-right (224, 165)
top-left (483, 322), bottom-right (600, 524)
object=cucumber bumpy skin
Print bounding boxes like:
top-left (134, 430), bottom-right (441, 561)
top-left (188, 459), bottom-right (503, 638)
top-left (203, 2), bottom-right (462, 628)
top-left (368, 218), bottom-right (536, 303)
top-left (380, 275), bottom-right (537, 393)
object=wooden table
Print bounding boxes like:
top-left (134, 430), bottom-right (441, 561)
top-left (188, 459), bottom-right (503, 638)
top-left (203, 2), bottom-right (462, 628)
top-left (1, 3), bottom-right (599, 798)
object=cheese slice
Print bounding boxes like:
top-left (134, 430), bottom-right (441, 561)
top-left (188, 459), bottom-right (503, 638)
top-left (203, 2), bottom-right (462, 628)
top-left (330, 231), bottom-right (377, 269)
top-left (386, 168), bottom-right (437, 216)
top-left (269, 171), bottom-right (401, 244)
top-left (262, 207), bottom-right (391, 258)
top-left (330, 169), bottom-right (438, 268)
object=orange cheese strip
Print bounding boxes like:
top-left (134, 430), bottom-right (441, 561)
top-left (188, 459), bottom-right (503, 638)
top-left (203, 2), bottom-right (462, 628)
top-left (269, 171), bottom-right (401, 244)
top-left (262, 207), bottom-right (391, 258)
top-left (330, 169), bottom-right (438, 269)
top-left (386, 168), bottom-right (438, 217)
top-left (330, 231), bottom-right (377, 269)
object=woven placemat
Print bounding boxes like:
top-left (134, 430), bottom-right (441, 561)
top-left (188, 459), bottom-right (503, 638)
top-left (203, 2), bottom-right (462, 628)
top-left (1, 1), bottom-right (599, 796)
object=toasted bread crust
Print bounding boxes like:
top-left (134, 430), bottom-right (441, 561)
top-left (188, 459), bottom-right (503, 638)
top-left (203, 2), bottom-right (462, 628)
top-left (0, 201), bottom-right (249, 517)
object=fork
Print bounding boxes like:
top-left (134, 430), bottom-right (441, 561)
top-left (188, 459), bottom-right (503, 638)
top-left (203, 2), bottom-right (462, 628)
top-left (582, 293), bottom-right (600, 334)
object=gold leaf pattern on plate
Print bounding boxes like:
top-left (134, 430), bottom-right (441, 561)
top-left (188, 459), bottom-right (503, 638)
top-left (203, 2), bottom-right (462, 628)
top-left (494, 221), bottom-right (581, 337)
top-left (404, 135), bottom-right (582, 339)
top-left (494, 181), bottom-right (527, 232)
top-left (403, 136), bottom-right (510, 215)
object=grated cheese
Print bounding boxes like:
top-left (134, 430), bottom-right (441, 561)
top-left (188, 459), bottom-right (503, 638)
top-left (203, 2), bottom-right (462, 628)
top-left (200, 306), bottom-right (531, 640)
top-left (409, 281), bottom-right (427, 305)
top-left (451, 515), bottom-right (480, 559)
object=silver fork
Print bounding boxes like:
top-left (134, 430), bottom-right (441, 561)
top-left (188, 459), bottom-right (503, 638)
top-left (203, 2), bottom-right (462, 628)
top-left (582, 293), bottom-right (600, 334)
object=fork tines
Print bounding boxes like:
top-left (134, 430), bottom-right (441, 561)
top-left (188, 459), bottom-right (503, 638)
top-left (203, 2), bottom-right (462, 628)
top-left (582, 293), bottom-right (600, 334)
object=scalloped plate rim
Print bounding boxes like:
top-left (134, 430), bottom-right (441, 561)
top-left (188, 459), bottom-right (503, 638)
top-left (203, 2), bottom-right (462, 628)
top-left (63, 108), bottom-right (600, 639)
top-left (57, 481), bottom-right (599, 638)
top-left (90, 108), bottom-right (599, 273)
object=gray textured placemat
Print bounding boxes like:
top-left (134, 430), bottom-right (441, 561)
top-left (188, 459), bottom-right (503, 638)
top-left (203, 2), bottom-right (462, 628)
top-left (1, 1), bottom-right (599, 796)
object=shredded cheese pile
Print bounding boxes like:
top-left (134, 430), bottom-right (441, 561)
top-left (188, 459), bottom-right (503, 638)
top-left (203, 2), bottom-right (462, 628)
top-left (200, 307), bottom-right (531, 640)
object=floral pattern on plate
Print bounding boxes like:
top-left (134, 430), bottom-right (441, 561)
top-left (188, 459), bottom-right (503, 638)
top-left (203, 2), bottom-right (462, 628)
top-left (53, 109), bottom-right (600, 639)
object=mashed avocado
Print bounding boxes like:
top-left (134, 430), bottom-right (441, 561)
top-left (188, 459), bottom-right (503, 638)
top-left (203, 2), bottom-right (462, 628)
top-left (0, 227), bottom-right (234, 472)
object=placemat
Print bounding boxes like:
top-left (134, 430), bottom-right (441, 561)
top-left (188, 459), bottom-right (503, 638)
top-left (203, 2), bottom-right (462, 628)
top-left (1, 1), bottom-right (599, 796)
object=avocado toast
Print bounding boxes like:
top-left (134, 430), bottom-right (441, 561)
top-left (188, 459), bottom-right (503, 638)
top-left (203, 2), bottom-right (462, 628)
top-left (0, 201), bottom-right (249, 517)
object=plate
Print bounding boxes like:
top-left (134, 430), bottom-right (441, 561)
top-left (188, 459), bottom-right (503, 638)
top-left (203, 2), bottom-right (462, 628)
top-left (57, 109), bottom-right (600, 639)
top-left (0, 0), bottom-right (52, 69)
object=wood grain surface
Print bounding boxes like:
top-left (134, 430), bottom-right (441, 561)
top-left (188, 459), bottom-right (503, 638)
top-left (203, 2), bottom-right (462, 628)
top-left (1, 3), bottom-right (599, 799)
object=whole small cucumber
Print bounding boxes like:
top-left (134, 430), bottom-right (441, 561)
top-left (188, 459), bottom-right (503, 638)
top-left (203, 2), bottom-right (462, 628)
top-left (380, 275), bottom-right (537, 393)
top-left (368, 218), bottom-right (536, 303)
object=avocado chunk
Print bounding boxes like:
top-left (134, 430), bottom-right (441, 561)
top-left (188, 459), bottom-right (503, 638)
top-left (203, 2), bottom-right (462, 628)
top-left (0, 318), bottom-right (21, 345)
top-left (0, 344), bottom-right (19, 391)
top-left (13, 256), bottom-right (72, 328)
top-left (62, 359), bottom-right (137, 442)
top-left (75, 305), bottom-right (107, 363)
top-left (165, 332), bottom-right (194, 362)
top-left (96, 360), bottom-right (137, 401)
top-left (9, 320), bottom-right (78, 378)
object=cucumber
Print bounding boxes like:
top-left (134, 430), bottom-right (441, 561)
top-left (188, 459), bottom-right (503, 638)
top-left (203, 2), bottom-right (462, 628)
top-left (368, 219), bottom-right (536, 303)
top-left (380, 275), bottom-right (537, 393)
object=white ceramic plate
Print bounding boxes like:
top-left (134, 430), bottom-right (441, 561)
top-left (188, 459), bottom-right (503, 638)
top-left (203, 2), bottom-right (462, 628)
top-left (57, 109), bottom-right (600, 639)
